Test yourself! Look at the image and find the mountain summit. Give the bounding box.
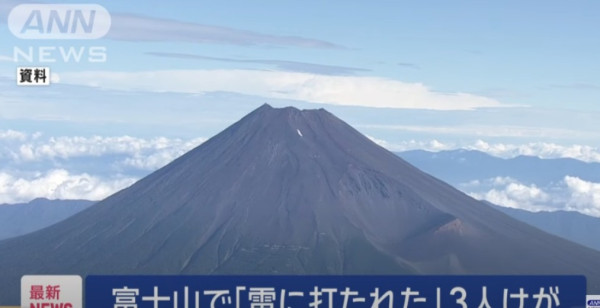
[1,104,599,303]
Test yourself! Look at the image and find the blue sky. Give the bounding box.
[1,1,599,110]
[0,0,597,143]
[0,0,599,208]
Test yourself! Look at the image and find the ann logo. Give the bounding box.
[20,9,96,35]
[8,4,111,40]
[588,295,600,308]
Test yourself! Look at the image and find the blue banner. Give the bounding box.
[86,275,585,308]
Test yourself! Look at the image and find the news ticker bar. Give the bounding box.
[86,275,586,308]
[15,275,590,307]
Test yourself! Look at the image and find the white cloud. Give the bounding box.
[120,137,205,170]
[108,14,342,49]
[367,135,400,150]
[145,52,368,75]
[468,140,600,163]
[0,169,136,204]
[8,135,206,169]
[0,130,28,141]
[464,176,600,217]
[491,176,518,186]
[2,130,599,211]
[564,176,600,217]
[359,125,589,139]
[371,137,600,163]
[0,132,207,203]
[367,137,454,152]
[459,179,481,188]
[59,70,505,111]
[470,180,550,212]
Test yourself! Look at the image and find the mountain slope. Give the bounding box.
[398,149,600,251]
[398,149,600,185]
[492,204,600,252]
[1,104,599,304]
[0,198,94,241]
